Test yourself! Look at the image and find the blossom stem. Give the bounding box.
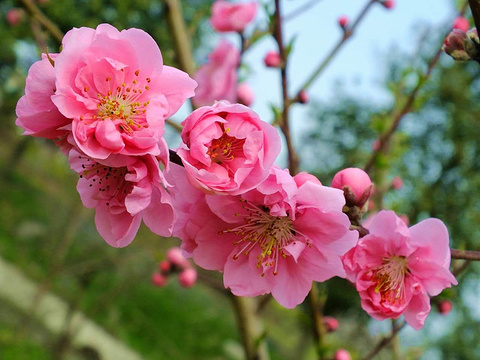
[294,0,376,99]
[230,296,269,360]
[283,0,325,22]
[165,118,183,133]
[273,0,300,175]
[468,0,480,32]
[361,321,406,360]
[363,2,470,174]
[19,0,63,44]
[307,284,327,359]
[451,249,480,261]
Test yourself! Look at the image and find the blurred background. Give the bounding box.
[1,0,479,359]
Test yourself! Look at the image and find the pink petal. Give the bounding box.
[94,204,142,247]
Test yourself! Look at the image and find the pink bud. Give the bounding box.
[392,176,403,190]
[264,50,282,68]
[338,15,349,29]
[6,8,24,27]
[237,82,255,106]
[453,16,470,32]
[443,29,473,61]
[323,316,339,333]
[438,300,453,316]
[334,349,352,360]
[166,247,189,268]
[372,139,381,151]
[159,260,171,274]
[298,90,309,104]
[381,0,395,10]
[178,267,197,288]
[152,273,168,287]
[332,167,373,204]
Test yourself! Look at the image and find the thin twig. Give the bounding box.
[468,0,480,32]
[166,118,183,133]
[283,0,324,22]
[451,249,480,261]
[294,0,376,99]
[363,2,469,173]
[273,0,300,174]
[361,321,407,360]
[307,284,327,359]
[19,0,63,43]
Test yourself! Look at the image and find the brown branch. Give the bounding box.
[363,2,469,173]
[273,0,300,175]
[307,284,327,359]
[361,321,406,360]
[451,248,480,261]
[469,0,480,32]
[19,0,63,44]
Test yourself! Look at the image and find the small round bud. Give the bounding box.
[152,273,168,287]
[166,247,189,268]
[298,90,309,104]
[6,8,24,27]
[392,176,403,190]
[264,50,282,68]
[381,0,395,10]
[438,300,453,316]
[159,260,171,274]
[334,349,352,360]
[338,15,349,29]
[453,16,470,32]
[294,172,322,187]
[399,214,410,226]
[237,82,254,106]
[332,167,373,205]
[323,316,339,333]
[178,267,197,288]
[372,139,381,151]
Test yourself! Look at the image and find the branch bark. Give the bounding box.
[19,0,63,44]
[469,0,480,32]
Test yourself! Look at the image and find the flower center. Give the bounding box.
[372,255,409,303]
[81,69,151,133]
[221,199,302,276]
[207,127,245,164]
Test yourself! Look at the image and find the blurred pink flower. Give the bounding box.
[331,167,373,206]
[342,210,457,329]
[298,90,309,104]
[334,349,352,360]
[236,82,255,106]
[392,176,403,190]
[177,101,281,195]
[438,300,453,316]
[52,24,196,161]
[152,272,168,287]
[193,40,240,106]
[69,149,175,247]
[178,268,197,288]
[323,316,339,332]
[6,8,24,26]
[264,50,281,68]
[381,0,395,10]
[167,247,190,268]
[175,166,358,308]
[453,16,470,32]
[16,54,71,140]
[293,172,322,187]
[210,0,257,33]
[337,15,349,29]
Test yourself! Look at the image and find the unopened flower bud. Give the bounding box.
[443,29,477,61]
[334,349,352,360]
[6,8,24,27]
[178,267,197,288]
[399,214,410,226]
[332,167,373,206]
[381,0,395,10]
[166,247,189,268]
[338,15,349,29]
[453,16,470,32]
[237,82,254,106]
[392,176,403,190]
[372,139,381,151]
[159,260,171,274]
[298,89,309,104]
[323,316,339,333]
[152,272,168,287]
[294,172,322,187]
[438,300,453,316]
[264,50,282,68]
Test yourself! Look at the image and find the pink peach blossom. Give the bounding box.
[174,166,358,308]
[193,40,239,106]
[166,247,190,268]
[210,0,257,33]
[52,24,196,161]
[342,210,457,330]
[323,316,339,332]
[16,53,71,140]
[334,349,352,360]
[438,300,453,316]
[236,82,254,106]
[178,268,197,288]
[69,149,175,247]
[264,50,281,68]
[6,8,24,26]
[177,101,281,195]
